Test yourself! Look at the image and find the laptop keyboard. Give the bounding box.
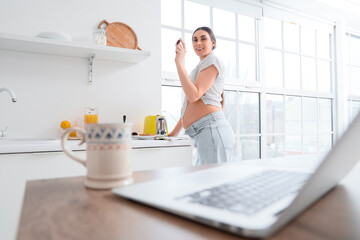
[178,169,310,215]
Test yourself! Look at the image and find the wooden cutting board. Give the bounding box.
[98,20,142,50]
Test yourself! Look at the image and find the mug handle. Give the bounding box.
[61,128,87,166]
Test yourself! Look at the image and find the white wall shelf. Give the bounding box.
[0,33,151,85]
[0,33,150,63]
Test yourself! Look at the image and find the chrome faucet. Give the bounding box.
[0,87,17,102]
[0,87,17,137]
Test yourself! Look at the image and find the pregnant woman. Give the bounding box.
[169,26,235,165]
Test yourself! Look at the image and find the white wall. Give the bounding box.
[0,0,161,138]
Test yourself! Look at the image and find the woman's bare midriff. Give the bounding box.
[182,99,221,129]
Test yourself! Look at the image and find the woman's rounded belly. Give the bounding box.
[182,100,221,129]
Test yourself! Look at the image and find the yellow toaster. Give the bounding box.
[143,115,168,135]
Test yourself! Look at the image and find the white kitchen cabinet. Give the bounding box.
[0,145,193,240]
[132,146,193,170]
[0,152,86,240]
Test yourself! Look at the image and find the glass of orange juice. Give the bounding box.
[84,107,98,124]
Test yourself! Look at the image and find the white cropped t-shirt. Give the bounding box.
[180,52,225,118]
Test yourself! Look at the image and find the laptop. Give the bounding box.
[112,113,360,238]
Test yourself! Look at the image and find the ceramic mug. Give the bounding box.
[61,123,133,189]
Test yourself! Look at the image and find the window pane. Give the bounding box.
[213,8,236,39]
[345,35,350,95]
[240,136,260,160]
[267,94,284,133]
[223,91,237,133]
[264,17,282,49]
[349,36,360,66]
[345,35,350,65]
[161,86,182,132]
[284,53,300,89]
[161,0,181,27]
[303,97,318,135]
[354,101,360,119]
[232,136,241,161]
[216,39,236,79]
[267,135,285,158]
[319,134,332,153]
[265,49,283,88]
[285,96,301,134]
[318,60,331,92]
[317,31,331,59]
[355,102,360,119]
[161,28,181,73]
[346,100,350,124]
[239,92,260,134]
[349,66,360,95]
[319,99,332,134]
[238,14,255,43]
[184,1,210,31]
[301,26,316,56]
[184,32,199,73]
[283,22,299,52]
[348,101,351,124]
[349,101,360,124]
[286,135,302,155]
[302,57,316,91]
[238,43,256,82]
[303,135,317,154]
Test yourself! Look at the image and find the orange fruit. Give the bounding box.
[60,120,71,129]
[69,131,77,137]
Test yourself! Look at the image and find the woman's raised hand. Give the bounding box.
[175,38,186,64]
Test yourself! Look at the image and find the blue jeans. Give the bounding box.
[185,111,235,165]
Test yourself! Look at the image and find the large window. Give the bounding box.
[161,0,334,160]
[264,17,334,157]
[346,33,360,124]
[264,17,332,92]
[223,91,260,160]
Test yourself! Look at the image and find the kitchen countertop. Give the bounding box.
[0,137,194,154]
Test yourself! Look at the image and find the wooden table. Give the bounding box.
[17,160,360,240]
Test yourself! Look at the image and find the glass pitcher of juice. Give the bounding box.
[84,107,98,124]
